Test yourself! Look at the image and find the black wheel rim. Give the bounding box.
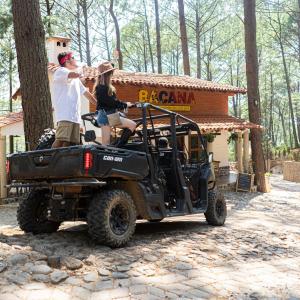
[109,203,130,235]
[216,200,224,218]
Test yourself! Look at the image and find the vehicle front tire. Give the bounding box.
[87,189,136,248]
[17,189,61,234]
[204,190,227,226]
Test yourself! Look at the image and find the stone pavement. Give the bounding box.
[0,174,299,300]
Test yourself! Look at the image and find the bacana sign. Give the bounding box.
[138,89,196,105]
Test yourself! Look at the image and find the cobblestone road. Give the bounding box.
[0,175,299,300]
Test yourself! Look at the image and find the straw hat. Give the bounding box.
[98,61,117,75]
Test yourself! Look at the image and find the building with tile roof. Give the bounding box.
[0,36,261,198]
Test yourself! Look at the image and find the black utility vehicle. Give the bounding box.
[7,104,227,247]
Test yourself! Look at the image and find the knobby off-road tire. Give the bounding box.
[17,189,61,234]
[87,189,136,248]
[204,190,227,226]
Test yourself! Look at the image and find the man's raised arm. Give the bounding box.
[83,90,97,105]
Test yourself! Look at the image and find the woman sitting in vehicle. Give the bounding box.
[94,61,136,146]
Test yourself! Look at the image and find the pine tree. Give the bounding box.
[12,0,53,150]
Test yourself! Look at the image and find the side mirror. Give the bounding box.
[84,130,96,142]
[208,152,213,163]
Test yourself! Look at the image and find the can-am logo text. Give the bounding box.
[103,155,123,162]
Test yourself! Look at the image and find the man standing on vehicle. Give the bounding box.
[51,52,96,148]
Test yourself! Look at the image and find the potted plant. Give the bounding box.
[205,133,216,143]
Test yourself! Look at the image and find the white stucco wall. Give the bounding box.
[210,131,229,167]
[0,121,24,136]
[46,37,71,65]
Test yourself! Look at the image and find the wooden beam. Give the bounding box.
[243,130,250,173]
[237,131,243,172]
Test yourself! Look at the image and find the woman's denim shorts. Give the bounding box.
[96,109,116,126]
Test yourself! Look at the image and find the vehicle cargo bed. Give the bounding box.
[8,145,149,181]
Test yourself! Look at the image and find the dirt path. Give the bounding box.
[0,175,299,299]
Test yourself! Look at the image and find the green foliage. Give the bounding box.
[204,133,216,143]
[0,0,299,153]
[0,0,12,38]
[227,132,238,144]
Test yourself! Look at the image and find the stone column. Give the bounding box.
[237,131,243,172]
[243,129,250,173]
[0,135,7,200]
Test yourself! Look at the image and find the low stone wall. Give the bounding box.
[283,161,300,183]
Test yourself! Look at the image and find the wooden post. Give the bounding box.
[243,130,250,173]
[0,135,7,201]
[237,131,243,172]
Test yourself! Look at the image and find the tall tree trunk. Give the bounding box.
[278,107,287,145]
[298,0,300,65]
[109,0,123,69]
[176,45,179,75]
[243,0,267,192]
[230,64,238,117]
[143,0,154,73]
[177,0,190,75]
[143,25,148,72]
[103,13,111,61]
[154,0,162,73]
[80,0,91,66]
[288,105,293,148]
[236,51,241,118]
[12,0,53,150]
[195,8,201,78]
[9,41,14,153]
[45,0,53,35]
[206,54,212,81]
[297,1,300,144]
[76,1,83,62]
[269,73,275,145]
[297,82,300,143]
[279,41,299,147]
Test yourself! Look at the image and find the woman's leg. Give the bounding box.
[118,117,136,131]
[101,126,111,145]
[114,117,136,147]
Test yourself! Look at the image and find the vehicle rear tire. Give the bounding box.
[17,189,61,234]
[87,189,136,248]
[204,190,227,226]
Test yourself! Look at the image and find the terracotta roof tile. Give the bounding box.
[0,111,260,132]
[82,67,246,93]
[192,115,261,132]
[12,64,246,100]
[0,111,23,128]
[133,114,261,132]
[49,64,246,94]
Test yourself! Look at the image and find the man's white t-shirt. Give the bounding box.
[52,67,87,124]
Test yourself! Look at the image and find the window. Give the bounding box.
[57,41,61,46]
[189,134,206,162]
[63,42,66,47]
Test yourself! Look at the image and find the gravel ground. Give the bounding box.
[0,174,299,300]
